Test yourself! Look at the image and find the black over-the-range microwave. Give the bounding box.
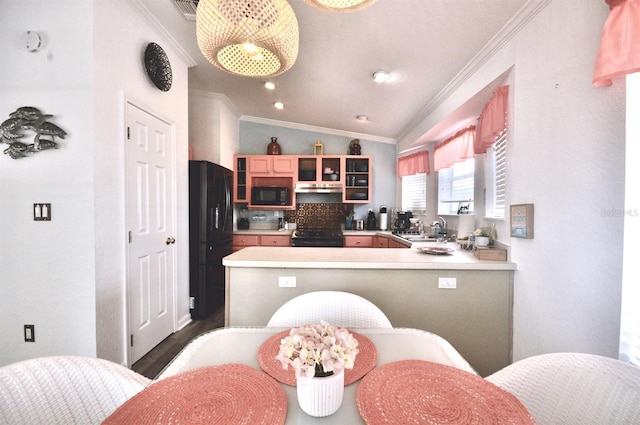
[251,186,290,206]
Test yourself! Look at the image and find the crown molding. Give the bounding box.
[397,0,551,144]
[129,0,197,67]
[189,90,240,117]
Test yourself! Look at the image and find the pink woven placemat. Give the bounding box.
[102,364,287,425]
[357,360,536,425]
[258,330,377,386]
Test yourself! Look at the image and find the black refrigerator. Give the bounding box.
[189,160,233,319]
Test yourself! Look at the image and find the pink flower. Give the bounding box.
[275,321,359,378]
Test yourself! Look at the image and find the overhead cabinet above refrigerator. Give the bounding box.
[188,160,233,319]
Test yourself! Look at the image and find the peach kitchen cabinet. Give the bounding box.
[234,155,296,210]
[232,234,291,251]
[296,155,342,184]
[344,235,374,247]
[248,155,296,176]
[343,155,372,203]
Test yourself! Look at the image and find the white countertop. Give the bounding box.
[223,244,516,271]
[234,229,389,236]
[234,229,292,236]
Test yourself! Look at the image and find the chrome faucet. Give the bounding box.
[434,217,447,243]
[438,216,447,231]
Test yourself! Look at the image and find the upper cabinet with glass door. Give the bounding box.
[343,155,372,203]
[234,156,248,202]
[297,156,342,184]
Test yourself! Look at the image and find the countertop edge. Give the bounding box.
[223,246,516,271]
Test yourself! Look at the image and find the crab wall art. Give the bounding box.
[1,106,67,159]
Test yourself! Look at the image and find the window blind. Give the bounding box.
[493,131,507,218]
[485,130,507,219]
[401,173,427,212]
[439,158,474,202]
[438,158,474,214]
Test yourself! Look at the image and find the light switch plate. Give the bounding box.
[34,203,51,221]
[24,324,35,342]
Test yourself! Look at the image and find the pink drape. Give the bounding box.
[474,86,508,155]
[433,126,475,172]
[397,151,429,177]
[593,0,640,86]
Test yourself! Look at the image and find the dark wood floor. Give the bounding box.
[131,306,225,379]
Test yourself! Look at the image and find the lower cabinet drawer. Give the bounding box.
[374,236,389,248]
[232,235,259,246]
[344,236,374,247]
[259,235,291,246]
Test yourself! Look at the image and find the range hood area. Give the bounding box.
[295,183,343,193]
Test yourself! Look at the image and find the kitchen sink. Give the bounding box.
[400,235,439,242]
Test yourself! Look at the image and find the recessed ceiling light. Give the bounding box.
[372,70,391,83]
[274,102,284,109]
[356,115,369,121]
[265,81,276,90]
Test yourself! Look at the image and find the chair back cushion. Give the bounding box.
[267,290,392,328]
[0,356,150,425]
[486,352,640,425]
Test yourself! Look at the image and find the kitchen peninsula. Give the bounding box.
[223,244,516,376]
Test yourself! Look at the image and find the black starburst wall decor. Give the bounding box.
[144,42,172,92]
[0,106,67,159]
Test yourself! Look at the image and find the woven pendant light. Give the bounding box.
[196,0,299,77]
[304,0,376,12]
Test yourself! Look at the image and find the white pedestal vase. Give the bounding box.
[296,369,345,417]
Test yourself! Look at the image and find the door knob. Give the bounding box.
[165,237,176,245]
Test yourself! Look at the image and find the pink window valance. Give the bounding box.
[593,0,640,87]
[474,85,508,155]
[433,126,475,172]
[397,151,429,178]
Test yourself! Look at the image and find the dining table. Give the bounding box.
[110,327,533,424]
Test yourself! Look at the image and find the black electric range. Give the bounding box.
[291,228,344,247]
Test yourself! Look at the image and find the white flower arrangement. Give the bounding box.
[276,321,360,378]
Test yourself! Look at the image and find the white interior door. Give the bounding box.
[125,102,176,364]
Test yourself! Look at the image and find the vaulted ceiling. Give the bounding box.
[139,0,528,144]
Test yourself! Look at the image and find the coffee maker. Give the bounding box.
[395,211,413,231]
[237,208,250,229]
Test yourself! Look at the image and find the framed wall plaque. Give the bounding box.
[510,204,534,238]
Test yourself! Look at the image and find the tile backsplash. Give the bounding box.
[285,203,352,230]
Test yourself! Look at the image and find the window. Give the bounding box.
[485,129,507,218]
[620,72,640,366]
[401,173,427,212]
[437,158,474,215]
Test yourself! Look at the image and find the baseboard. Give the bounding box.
[176,313,192,332]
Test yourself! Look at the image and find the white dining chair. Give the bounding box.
[0,355,151,425]
[266,290,393,328]
[486,352,640,425]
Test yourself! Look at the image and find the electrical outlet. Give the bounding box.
[438,277,457,289]
[278,276,296,288]
[24,325,35,342]
[189,297,195,309]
